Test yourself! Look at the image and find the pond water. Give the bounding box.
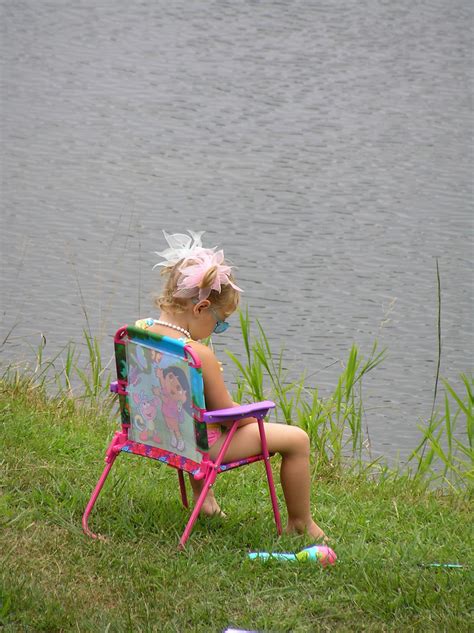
[1,0,472,462]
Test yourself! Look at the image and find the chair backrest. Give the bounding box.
[114,325,209,471]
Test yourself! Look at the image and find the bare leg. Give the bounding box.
[209,422,327,541]
[188,474,226,517]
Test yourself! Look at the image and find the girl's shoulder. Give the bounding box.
[187,339,217,364]
[134,319,221,371]
[187,340,225,378]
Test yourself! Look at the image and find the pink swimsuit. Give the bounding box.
[206,425,223,447]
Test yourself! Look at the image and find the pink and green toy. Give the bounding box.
[248,545,337,567]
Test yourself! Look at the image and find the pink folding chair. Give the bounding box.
[82,325,282,549]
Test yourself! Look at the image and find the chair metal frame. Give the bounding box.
[82,325,282,549]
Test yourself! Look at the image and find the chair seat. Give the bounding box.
[121,440,269,476]
[121,441,202,475]
[218,454,266,471]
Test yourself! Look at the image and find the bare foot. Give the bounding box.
[285,519,328,543]
[193,490,226,518]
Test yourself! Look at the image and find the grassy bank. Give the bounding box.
[1,379,472,632]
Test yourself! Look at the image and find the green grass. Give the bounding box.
[1,380,473,632]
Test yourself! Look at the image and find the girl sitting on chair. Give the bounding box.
[135,230,328,542]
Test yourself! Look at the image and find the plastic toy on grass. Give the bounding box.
[248,545,337,567]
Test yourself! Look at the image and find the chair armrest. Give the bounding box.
[203,400,275,424]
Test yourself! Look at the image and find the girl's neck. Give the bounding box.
[152,315,191,340]
[156,312,192,337]
[159,311,188,328]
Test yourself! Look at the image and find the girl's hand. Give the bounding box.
[236,417,258,427]
[232,402,258,427]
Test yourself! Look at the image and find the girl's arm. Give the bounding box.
[191,342,257,426]
[232,401,257,427]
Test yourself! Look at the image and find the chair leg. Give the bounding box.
[178,470,216,550]
[82,452,119,539]
[258,419,283,535]
[178,470,188,508]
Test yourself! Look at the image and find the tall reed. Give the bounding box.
[226,309,386,471]
[406,258,473,489]
[1,329,113,412]
[408,373,473,488]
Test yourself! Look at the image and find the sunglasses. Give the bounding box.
[209,306,230,334]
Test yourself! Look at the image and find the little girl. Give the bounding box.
[137,230,327,542]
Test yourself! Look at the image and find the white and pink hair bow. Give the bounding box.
[153,230,205,268]
[154,230,243,301]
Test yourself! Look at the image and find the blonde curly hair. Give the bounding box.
[155,259,241,316]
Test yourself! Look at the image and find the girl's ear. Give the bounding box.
[193,299,210,315]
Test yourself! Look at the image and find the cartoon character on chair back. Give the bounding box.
[132,391,162,444]
[154,365,191,452]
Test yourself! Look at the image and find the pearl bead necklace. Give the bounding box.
[153,319,191,339]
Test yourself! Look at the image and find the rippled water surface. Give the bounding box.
[1,0,472,460]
